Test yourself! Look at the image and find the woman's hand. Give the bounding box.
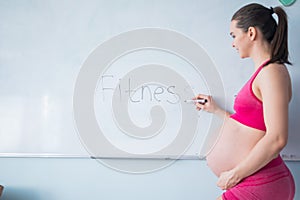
[193,94,220,114]
[193,94,231,119]
[217,169,242,190]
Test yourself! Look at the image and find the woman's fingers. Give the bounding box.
[193,94,216,113]
[195,94,209,100]
[193,94,208,111]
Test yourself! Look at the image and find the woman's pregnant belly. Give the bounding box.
[206,117,265,177]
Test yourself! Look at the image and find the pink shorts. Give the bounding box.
[222,156,295,200]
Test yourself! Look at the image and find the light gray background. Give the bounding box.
[0,0,299,160]
[1,0,299,160]
[0,1,299,159]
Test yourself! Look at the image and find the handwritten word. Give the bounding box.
[100,75,180,104]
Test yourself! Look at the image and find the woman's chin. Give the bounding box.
[240,55,248,59]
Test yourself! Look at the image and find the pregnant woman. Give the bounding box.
[195,3,295,200]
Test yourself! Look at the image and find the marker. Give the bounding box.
[184,99,207,104]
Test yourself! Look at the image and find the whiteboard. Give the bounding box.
[0,0,299,162]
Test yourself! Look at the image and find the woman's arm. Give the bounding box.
[217,64,291,190]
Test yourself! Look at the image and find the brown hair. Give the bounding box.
[232,3,291,65]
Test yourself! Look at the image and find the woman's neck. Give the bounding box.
[252,54,271,70]
[250,40,272,70]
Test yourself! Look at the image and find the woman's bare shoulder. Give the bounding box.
[260,63,290,83]
[258,62,292,101]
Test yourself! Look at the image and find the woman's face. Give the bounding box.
[230,20,252,58]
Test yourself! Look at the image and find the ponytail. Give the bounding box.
[270,7,291,65]
[232,3,291,65]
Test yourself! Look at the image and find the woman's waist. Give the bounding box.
[239,156,292,186]
[221,117,265,138]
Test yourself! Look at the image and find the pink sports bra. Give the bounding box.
[230,60,270,131]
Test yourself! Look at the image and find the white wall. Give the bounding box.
[0,158,299,200]
[1,0,299,159]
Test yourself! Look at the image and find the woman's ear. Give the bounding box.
[248,26,256,41]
